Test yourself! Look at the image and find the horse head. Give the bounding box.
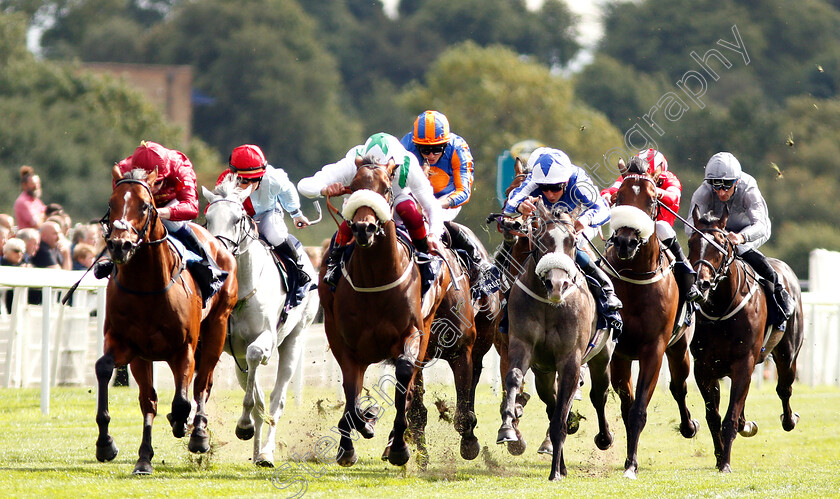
[104,165,163,264]
[608,174,658,262]
[688,204,733,302]
[202,174,254,254]
[529,201,578,304]
[343,155,396,248]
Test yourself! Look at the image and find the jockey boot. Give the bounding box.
[273,238,311,287]
[323,244,346,287]
[175,224,229,304]
[663,237,701,303]
[741,249,794,325]
[92,259,114,279]
[446,221,501,294]
[579,258,622,311]
[412,237,430,254]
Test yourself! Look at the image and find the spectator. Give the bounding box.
[16,228,39,265]
[1,238,26,267]
[0,227,9,256]
[14,166,46,229]
[72,243,96,271]
[45,204,72,236]
[32,220,70,270]
[0,214,14,232]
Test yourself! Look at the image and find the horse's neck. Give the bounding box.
[710,257,749,309]
[119,223,176,286]
[347,223,409,283]
[237,238,275,291]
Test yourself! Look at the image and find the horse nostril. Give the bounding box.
[542,279,552,292]
[120,241,132,253]
[699,280,711,291]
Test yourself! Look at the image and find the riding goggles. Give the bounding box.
[417,144,446,156]
[538,182,566,193]
[707,178,736,191]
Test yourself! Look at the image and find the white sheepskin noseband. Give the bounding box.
[535,252,577,279]
[607,205,655,241]
[342,189,392,222]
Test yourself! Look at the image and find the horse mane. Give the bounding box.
[214,172,241,197]
[625,156,648,175]
[698,210,722,225]
[123,168,150,181]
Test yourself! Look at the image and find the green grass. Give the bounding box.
[0,381,838,498]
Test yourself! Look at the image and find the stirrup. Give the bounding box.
[323,264,340,287]
[93,260,114,279]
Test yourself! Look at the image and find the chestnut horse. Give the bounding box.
[497,202,613,481]
[688,205,803,472]
[94,166,237,474]
[320,156,481,467]
[603,172,698,479]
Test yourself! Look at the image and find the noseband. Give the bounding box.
[693,227,735,292]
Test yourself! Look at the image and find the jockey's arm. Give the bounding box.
[441,141,474,209]
[297,155,356,199]
[503,178,538,216]
[736,185,771,245]
[165,170,199,221]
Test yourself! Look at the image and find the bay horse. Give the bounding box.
[202,177,319,467]
[688,205,803,472]
[603,171,698,479]
[95,166,237,475]
[320,155,480,467]
[497,201,613,481]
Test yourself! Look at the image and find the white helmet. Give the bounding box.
[636,148,668,174]
[530,149,573,185]
[704,152,742,180]
[359,132,403,166]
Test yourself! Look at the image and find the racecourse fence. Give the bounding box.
[1,249,838,415]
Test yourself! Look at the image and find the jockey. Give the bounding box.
[601,149,701,304]
[401,110,496,284]
[93,141,228,302]
[298,132,444,287]
[219,144,311,286]
[687,152,795,329]
[504,147,622,313]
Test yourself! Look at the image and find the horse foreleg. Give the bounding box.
[665,337,699,439]
[448,349,480,461]
[773,336,800,431]
[387,354,418,466]
[335,360,365,467]
[94,353,119,463]
[547,360,579,481]
[610,355,634,428]
[497,336,532,450]
[190,318,227,454]
[720,362,754,472]
[695,367,724,471]
[406,369,429,468]
[257,326,306,467]
[236,331,273,450]
[623,344,665,479]
[166,347,194,441]
[532,369,557,455]
[587,345,614,452]
[129,358,157,475]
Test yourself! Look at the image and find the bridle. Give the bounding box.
[204,198,258,256]
[620,174,660,220]
[692,227,736,293]
[100,178,168,251]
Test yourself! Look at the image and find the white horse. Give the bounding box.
[202,177,319,467]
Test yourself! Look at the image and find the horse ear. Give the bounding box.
[354,155,364,169]
[201,185,217,203]
[147,166,158,186]
[617,158,628,175]
[112,164,123,182]
[386,158,399,176]
[691,205,701,223]
[514,157,524,176]
[719,204,729,228]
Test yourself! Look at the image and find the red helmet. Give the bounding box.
[636,148,668,175]
[412,110,450,145]
[229,144,267,179]
[124,141,172,178]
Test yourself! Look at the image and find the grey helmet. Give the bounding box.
[704,152,742,180]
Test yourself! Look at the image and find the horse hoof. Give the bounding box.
[95,437,119,462]
[460,436,480,461]
[235,425,255,441]
[496,425,518,444]
[380,445,390,461]
[506,437,527,456]
[188,430,211,454]
[336,448,358,467]
[167,413,188,439]
[132,459,153,475]
[681,418,700,439]
[623,468,637,480]
[594,431,614,451]
[359,421,375,439]
[537,437,553,455]
[781,412,800,431]
[255,454,274,468]
[739,421,758,438]
[719,463,732,473]
[388,444,411,466]
[362,405,380,421]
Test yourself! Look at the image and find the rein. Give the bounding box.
[693,227,761,321]
[601,249,674,285]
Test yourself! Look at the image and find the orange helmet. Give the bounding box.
[412,110,450,146]
[229,144,267,179]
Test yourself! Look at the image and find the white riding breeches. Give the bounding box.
[254,209,289,247]
[655,220,676,241]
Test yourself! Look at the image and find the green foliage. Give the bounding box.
[401,42,623,238]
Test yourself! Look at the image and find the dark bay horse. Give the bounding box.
[95,166,237,474]
[320,155,481,467]
[497,202,613,481]
[688,205,803,472]
[603,172,698,479]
